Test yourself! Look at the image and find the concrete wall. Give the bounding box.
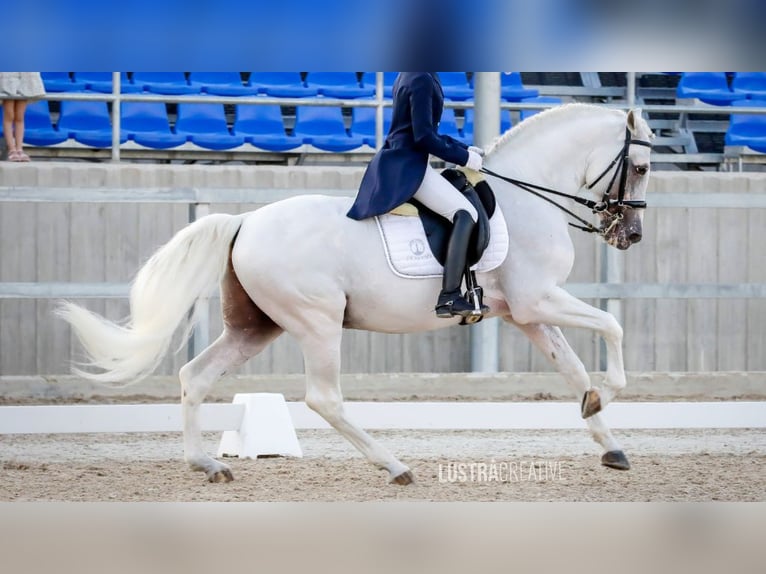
[0,163,764,375]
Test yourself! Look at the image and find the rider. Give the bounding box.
[347,72,487,318]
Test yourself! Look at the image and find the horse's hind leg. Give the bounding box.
[180,325,282,482]
[180,255,283,482]
[508,319,630,470]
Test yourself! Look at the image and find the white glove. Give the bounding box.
[468,145,485,157]
[465,149,483,171]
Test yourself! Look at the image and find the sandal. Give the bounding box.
[18,151,30,162]
[7,150,20,161]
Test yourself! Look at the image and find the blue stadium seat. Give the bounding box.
[676,73,738,105]
[72,72,141,93]
[520,96,562,121]
[23,100,68,146]
[731,73,766,100]
[499,72,539,101]
[459,110,475,145]
[438,72,473,101]
[132,72,199,95]
[121,102,187,149]
[57,100,127,148]
[293,106,364,152]
[501,109,512,133]
[461,108,512,144]
[438,107,470,144]
[41,72,85,92]
[350,105,393,147]
[188,72,259,96]
[233,104,302,151]
[304,73,374,98]
[247,73,318,97]
[174,102,245,150]
[724,99,766,153]
[361,72,398,97]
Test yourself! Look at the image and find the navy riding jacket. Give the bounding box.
[346,72,469,220]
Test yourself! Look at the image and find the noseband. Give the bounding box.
[480,124,652,236]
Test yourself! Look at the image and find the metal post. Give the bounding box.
[626,72,636,107]
[470,72,501,373]
[600,243,624,371]
[111,72,121,162]
[188,202,211,361]
[375,72,384,150]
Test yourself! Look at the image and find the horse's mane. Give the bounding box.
[484,103,626,157]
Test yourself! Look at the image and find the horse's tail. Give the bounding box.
[55,213,244,384]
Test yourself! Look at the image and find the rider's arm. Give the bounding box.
[408,74,470,166]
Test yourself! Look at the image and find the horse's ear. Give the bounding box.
[627,108,643,133]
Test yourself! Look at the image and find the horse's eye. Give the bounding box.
[635,165,649,176]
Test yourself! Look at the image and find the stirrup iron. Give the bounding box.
[460,270,488,325]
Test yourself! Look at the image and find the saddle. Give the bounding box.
[406,168,497,267]
[390,168,497,324]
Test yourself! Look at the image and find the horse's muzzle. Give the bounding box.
[605,212,643,250]
[613,225,643,250]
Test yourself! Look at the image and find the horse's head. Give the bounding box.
[585,108,654,250]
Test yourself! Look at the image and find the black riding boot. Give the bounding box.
[435,210,487,318]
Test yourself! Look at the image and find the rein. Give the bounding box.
[480,126,653,235]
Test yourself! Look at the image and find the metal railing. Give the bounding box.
[31,73,766,164]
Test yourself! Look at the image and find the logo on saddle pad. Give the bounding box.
[409,239,427,257]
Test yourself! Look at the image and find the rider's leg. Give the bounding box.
[413,165,478,222]
[412,166,484,318]
[435,209,486,317]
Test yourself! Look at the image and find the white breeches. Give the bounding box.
[412,164,478,223]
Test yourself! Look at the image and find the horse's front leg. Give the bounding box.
[506,319,630,470]
[511,286,626,416]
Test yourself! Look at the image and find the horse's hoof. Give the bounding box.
[390,470,415,485]
[208,468,235,483]
[581,389,602,418]
[601,450,630,471]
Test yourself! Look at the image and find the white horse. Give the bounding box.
[57,103,653,484]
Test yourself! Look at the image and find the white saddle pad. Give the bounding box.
[375,206,509,279]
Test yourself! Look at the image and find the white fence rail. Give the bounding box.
[1,185,764,301]
[1,169,764,374]
[2,401,765,434]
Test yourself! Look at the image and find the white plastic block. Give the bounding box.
[217,393,302,459]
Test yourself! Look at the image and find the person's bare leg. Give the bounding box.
[3,103,16,159]
[13,100,29,160]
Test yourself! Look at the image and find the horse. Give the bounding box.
[56,103,654,485]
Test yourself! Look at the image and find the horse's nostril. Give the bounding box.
[629,232,642,243]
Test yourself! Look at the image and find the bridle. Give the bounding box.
[480,126,653,236]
